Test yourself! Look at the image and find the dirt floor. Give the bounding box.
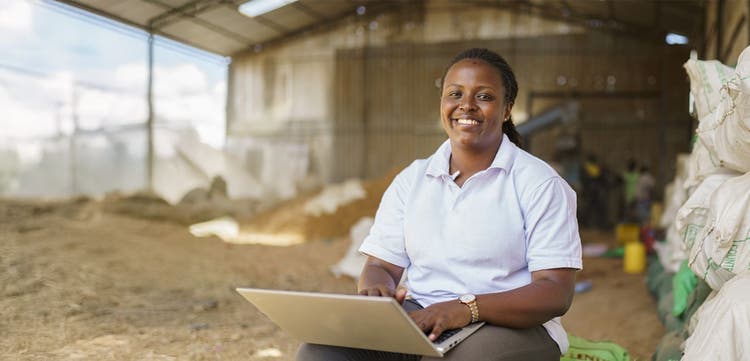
[0,196,663,361]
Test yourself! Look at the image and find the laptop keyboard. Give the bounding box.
[433,328,461,344]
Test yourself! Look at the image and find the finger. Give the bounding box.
[378,286,395,298]
[360,288,378,296]
[428,320,445,341]
[395,287,407,304]
[367,288,381,297]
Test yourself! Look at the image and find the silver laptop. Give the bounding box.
[236,288,484,357]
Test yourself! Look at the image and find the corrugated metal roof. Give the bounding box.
[55,0,379,56]
[524,0,704,39]
[54,0,704,57]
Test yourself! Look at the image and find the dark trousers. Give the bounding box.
[296,299,561,361]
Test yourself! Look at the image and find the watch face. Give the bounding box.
[460,294,475,303]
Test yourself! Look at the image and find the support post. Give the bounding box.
[147,34,155,191]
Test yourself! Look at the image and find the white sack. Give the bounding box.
[676,173,737,253]
[661,153,691,229]
[330,217,374,279]
[697,46,750,173]
[682,271,750,361]
[304,179,366,216]
[661,176,688,230]
[655,223,688,273]
[684,137,737,190]
[684,58,735,123]
[688,172,750,290]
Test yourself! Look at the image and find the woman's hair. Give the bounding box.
[442,48,523,148]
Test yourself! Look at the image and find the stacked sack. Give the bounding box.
[680,46,750,360]
[652,46,750,361]
[654,153,691,274]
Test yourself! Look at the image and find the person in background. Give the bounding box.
[580,153,608,229]
[621,158,639,222]
[635,165,656,225]
[297,48,582,361]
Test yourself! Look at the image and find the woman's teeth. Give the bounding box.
[456,118,479,125]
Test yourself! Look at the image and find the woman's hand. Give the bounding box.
[357,256,406,303]
[358,286,407,304]
[408,299,471,341]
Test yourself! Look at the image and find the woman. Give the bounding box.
[298,48,582,361]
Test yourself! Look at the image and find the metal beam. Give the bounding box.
[147,0,225,29]
[145,0,255,44]
[147,34,155,192]
[517,101,579,136]
[233,0,397,56]
[292,1,328,21]
[529,91,662,99]
[251,15,289,34]
[468,0,666,44]
[55,0,150,31]
[54,0,229,55]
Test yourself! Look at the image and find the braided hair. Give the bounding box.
[441,48,523,148]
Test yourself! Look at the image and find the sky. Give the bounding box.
[0,0,229,148]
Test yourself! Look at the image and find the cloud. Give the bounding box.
[1,62,225,147]
[0,69,62,139]
[0,0,33,33]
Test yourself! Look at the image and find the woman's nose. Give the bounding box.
[459,99,477,111]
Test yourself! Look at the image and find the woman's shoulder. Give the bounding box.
[510,148,561,184]
[387,157,433,189]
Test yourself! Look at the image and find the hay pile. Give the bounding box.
[238,169,399,243]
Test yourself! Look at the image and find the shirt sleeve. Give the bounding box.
[357,166,414,268]
[523,177,583,272]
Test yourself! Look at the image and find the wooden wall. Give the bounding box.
[333,34,691,185]
[704,0,750,64]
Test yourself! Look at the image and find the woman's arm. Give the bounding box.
[410,268,576,341]
[357,256,406,302]
[476,267,576,326]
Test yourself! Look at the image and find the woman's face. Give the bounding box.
[440,59,512,152]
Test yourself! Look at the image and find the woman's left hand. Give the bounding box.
[408,300,472,341]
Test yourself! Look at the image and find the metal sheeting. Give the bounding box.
[55,0,704,57]
[523,0,703,41]
[55,0,374,56]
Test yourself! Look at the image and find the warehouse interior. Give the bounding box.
[2,0,750,360]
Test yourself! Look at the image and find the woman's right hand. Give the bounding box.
[358,256,406,303]
[358,286,407,304]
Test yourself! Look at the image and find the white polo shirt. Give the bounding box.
[359,134,582,353]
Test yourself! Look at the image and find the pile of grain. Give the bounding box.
[238,168,399,242]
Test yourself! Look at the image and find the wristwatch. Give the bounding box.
[459,294,479,323]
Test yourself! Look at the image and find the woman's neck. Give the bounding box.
[449,140,502,185]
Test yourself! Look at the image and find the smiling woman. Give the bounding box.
[439,49,523,187]
[296,48,582,361]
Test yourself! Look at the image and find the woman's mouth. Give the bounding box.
[458,118,478,125]
[453,118,481,126]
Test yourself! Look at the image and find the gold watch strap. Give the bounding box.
[460,296,479,323]
[466,300,479,323]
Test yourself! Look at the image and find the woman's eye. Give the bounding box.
[448,91,461,98]
[477,93,493,101]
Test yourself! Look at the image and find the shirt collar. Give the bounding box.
[425,140,452,177]
[490,133,517,172]
[425,134,517,178]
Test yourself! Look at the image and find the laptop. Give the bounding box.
[236,288,484,357]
